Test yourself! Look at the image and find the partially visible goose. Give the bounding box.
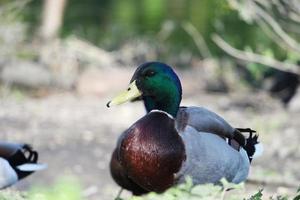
[0,142,46,189]
[107,62,262,195]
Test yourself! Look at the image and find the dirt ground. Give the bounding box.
[0,69,299,200]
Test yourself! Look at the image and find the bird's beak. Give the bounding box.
[107,80,142,107]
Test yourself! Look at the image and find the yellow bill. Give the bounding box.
[107,80,142,107]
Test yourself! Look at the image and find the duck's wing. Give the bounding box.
[176,126,250,185]
[176,106,246,147]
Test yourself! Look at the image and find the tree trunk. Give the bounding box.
[40,0,67,40]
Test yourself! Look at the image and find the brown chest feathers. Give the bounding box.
[111,111,186,193]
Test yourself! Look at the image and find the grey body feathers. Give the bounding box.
[175,107,250,184]
[176,126,249,184]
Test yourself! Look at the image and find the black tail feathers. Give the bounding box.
[9,144,39,179]
[236,128,260,163]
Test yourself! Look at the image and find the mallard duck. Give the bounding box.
[0,142,46,189]
[107,62,262,195]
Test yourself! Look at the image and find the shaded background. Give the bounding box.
[0,0,299,199]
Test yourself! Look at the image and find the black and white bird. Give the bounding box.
[0,142,46,189]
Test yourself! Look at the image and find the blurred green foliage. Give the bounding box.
[0,190,25,200]
[28,177,84,200]
[122,178,300,200]
[0,177,299,200]
[1,0,299,88]
[21,0,269,56]
[126,178,243,200]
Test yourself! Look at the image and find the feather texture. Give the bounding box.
[176,125,250,185]
[108,62,261,195]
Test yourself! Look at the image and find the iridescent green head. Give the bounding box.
[107,62,182,117]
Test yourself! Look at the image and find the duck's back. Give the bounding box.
[176,107,235,138]
[176,125,249,184]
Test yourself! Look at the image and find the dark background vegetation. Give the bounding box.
[22,0,288,58]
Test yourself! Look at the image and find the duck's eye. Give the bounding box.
[144,70,156,77]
